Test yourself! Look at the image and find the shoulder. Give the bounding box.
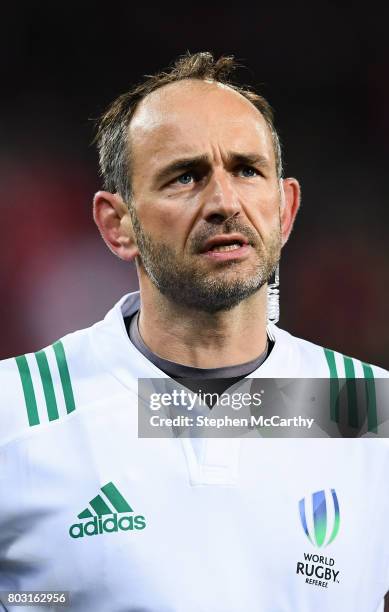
[0,291,145,448]
[0,293,142,448]
[270,324,389,379]
[267,326,389,437]
[0,327,94,447]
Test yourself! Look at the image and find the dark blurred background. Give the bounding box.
[1,2,388,368]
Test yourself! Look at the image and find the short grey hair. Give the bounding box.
[95,51,283,204]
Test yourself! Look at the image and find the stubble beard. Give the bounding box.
[130,208,281,314]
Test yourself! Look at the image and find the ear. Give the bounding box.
[93,191,139,261]
[279,178,301,247]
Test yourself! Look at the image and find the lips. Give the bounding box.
[200,234,249,253]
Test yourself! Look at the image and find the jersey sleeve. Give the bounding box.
[0,356,33,447]
[0,339,78,449]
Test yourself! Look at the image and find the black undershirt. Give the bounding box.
[124,311,273,406]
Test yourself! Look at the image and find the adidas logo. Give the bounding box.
[69,482,146,539]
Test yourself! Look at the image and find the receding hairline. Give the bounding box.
[95,52,284,201]
[129,77,270,131]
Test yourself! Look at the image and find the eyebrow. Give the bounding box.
[153,155,209,186]
[153,152,271,186]
[228,152,270,167]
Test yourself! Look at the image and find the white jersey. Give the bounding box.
[0,291,388,612]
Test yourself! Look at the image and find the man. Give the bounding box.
[0,52,388,611]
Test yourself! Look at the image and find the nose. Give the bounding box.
[200,169,241,224]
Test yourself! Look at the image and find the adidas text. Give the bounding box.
[69,513,146,538]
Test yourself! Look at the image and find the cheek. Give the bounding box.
[243,191,281,234]
[136,198,191,243]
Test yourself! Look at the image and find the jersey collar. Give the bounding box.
[90,291,300,391]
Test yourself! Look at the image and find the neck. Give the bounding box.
[137,282,269,369]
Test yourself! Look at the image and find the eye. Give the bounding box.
[238,165,259,178]
[176,172,195,185]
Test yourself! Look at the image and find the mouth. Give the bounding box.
[200,234,249,252]
[208,242,243,252]
[199,234,251,261]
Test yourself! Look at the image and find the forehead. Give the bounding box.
[128,80,274,164]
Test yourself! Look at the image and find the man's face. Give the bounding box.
[128,80,282,313]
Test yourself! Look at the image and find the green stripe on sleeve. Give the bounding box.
[324,349,340,423]
[35,350,59,421]
[101,482,134,513]
[15,355,40,426]
[90,495,113,516]
[362,363,378,434]
[343,356,359,429]
[52,341,76,414]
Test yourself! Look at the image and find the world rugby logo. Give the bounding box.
[298,489,340,548]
